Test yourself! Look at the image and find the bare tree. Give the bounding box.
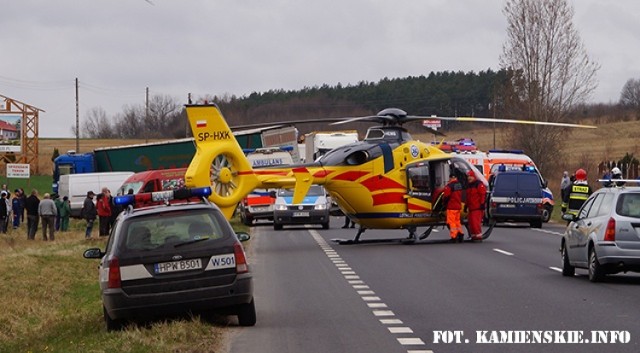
[112,95,182,138]
[82,107,115,138]
[620,78,640,108]
[113,104,145,138]
[499,0,599,174]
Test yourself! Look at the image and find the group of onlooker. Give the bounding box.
[0,184,72,241]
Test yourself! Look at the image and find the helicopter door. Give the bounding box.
[405,161,448,214]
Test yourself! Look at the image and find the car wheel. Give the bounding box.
[273,223,283,231]
[237,299,257,327]
[322,221,329,230]
[104,306,124,332]
[541,205,552,223]
[561,245,575,277]
[588,247,605,282]
[242,215,253,226]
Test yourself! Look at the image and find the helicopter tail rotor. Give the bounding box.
[184,104,260,219]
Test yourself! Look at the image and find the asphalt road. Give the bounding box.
[229,218,640,353]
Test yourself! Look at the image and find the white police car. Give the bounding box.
[83,187,255,331]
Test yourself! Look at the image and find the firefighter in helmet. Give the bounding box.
[562,168,592,217]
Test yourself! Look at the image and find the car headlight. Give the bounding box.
[315,203,327,210]
[274,204,287,211]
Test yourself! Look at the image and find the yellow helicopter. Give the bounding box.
[183,104,595,244]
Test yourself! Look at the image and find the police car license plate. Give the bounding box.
[293,211,309,217]
[499,204,516,208]
[154,259,202,274]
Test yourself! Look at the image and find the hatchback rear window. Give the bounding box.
[617,193,640,218]
[122,209,228,251]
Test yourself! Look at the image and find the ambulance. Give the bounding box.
[238,147,295,225]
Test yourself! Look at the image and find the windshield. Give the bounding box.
[119,181,143,195]
[278,185,324,197]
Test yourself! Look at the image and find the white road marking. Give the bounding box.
[493,248,514,256]
[389,327,414,334]
[380,319,403,324]
[309,230,432,353]
[357,290,375,295]
[373,310,395,317]
[549,267,562,273]
[362,296,382,301]
[531,228,564,236]
[398,338,426,345]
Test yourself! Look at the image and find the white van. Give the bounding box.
[58,171,134,218]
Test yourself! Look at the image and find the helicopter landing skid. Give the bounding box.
[331,226,422,245]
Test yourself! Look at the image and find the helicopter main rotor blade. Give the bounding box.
[408,116,597,129]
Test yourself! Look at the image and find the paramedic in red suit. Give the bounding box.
[465,170,487,241]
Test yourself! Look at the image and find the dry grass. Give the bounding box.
[0,221,231,353]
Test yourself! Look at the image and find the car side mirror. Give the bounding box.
[561,213,575,222]
[83,248,104,259]
[236,231,251,242]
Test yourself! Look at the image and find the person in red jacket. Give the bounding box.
[96,187,112,237]
[442,173,464,242]
[465,170,487,241]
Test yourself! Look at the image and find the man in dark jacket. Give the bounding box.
[24,189,40,240]
[81,191,97,239]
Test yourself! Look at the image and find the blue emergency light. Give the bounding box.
[114,187,212,207]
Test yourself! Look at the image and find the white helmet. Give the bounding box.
[612,167,622,175]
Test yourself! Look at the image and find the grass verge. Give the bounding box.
[0,216,248,353]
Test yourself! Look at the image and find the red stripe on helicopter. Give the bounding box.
[312,169,333,178]
[407,202,430,212]
[361,176,405,191]
[372,192,405,206]
[332,170,370,181]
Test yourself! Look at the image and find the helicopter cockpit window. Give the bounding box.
[365,128,385,140]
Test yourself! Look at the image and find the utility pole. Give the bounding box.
[145,87,149,143]
[75,77,79,152]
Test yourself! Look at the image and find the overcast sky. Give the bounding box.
[1,0,638,138]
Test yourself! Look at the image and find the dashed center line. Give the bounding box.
[309,229,433,353]
[493,248,514,256]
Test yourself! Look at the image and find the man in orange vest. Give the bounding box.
[442,173,464,243]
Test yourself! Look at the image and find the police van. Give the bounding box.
[488,170,545,228]
[455,149,554,222]
[273,185,331,230]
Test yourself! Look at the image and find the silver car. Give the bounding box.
[561,183,640,282]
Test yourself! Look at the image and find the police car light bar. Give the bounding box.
[597,179,640,186]
[114,187,213,206]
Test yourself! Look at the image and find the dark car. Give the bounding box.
[487,171,545,228]
[561,182,640,282]
[83,187,255,331]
